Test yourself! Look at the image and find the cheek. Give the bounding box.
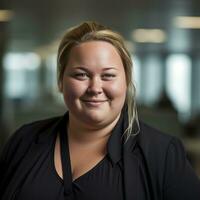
[62,80,87,102]
[106,80,127,100]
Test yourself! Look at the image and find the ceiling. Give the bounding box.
[1,0,200,54]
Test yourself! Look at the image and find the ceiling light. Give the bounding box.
[0,10,13,22]
[132,29,167,43]
[174,16,200,29]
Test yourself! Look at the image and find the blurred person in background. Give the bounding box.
[0,21,200,200]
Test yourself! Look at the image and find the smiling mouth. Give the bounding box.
[82,99,108,102]
[81,99,108,106]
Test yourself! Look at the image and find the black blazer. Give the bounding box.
[0,113,200,200]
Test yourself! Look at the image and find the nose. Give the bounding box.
[86,77,103,95]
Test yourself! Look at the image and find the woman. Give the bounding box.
[0,21,200,200]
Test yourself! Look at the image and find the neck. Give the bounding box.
[67,113,121,145]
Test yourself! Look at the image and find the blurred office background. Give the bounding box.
[0,0,200,175]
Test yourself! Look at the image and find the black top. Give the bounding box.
[15,113,125,200]
[1,110,200,200]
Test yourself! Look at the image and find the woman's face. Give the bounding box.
[60,41,127,128]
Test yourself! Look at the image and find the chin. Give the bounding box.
[83,112,120,129]
[84,113,105,124]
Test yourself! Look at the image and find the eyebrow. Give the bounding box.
[74,66,118,71]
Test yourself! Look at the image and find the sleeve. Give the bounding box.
[163,137,200,200]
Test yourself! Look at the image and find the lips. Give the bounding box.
[81,99,108,106]
[82,99,107,102]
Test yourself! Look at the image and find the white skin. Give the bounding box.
[56,41,127,180]
[60,41,127,141]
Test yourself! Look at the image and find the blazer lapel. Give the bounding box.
[2,118,61,200]
[123,135,140,200]
[3,142,51,200]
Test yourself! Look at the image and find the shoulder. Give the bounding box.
[20,116,61,134]
[0,115,62,163]
[136,120,184,172]
[138,120,175,151]
[136,122,200,198]
[10,116,61,143]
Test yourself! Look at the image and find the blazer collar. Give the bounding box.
[36,112,69,144]
[122,108,140,200]
[107,111,124,165]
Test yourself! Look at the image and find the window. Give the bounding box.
[166,54,191,116]
[3,53,40,99]
[132,55,141,99]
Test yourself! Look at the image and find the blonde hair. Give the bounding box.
[57,21,139,141]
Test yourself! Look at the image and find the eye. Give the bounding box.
[74,73,89,80]
[102,73,116,80]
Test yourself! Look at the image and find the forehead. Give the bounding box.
[72,40,117,51]
[67,41,123,67]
